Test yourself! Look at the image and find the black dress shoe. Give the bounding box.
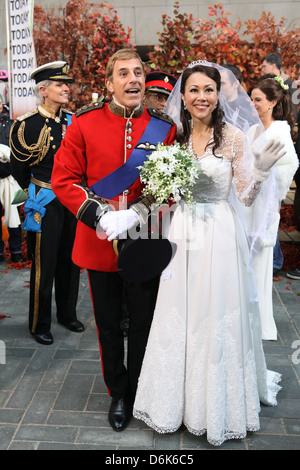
[58,319,84,332]
[108,398,132,432]
[31,332,53,345]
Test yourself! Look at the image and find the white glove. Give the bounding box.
[100,208,141,241]
[251,139,286,181]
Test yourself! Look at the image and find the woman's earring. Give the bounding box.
[183,102,187,110]
[214,100,218,110]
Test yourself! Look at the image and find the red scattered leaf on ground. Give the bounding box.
[280,205,297,233]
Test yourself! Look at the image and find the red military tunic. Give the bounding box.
[52,101,176,272]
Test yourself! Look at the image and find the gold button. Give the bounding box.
[52,145,56,149]
[50,136,54,141]
[45,118,49,123]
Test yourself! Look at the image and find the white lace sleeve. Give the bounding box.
[231,128,262,207]
[228,124,279,262]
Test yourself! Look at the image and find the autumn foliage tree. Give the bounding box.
[148,2,300,90]
[146,8,204,74]
[33,0,134,110]
[149,2,245,75]
[33,1,299,107]
[243,11,300,84]
[147,3,245,77]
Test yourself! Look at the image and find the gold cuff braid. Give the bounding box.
[130,194,156,225]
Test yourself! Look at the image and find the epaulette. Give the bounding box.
[75,101,105,118]
[16,109,38,122]
[62,108,73,115]
[147,107,174,125]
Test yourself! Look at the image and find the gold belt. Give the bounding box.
[30,176,52,189]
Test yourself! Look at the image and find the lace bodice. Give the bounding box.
[190,155,232,203]
[188,123,260,206]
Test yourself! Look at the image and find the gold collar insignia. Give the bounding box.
[108,97,144,118]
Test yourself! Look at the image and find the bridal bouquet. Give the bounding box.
[138,142,200,207]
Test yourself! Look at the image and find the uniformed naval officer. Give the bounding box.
[143,71,177,112]
[9,61,84,345]
[51,49,176,431]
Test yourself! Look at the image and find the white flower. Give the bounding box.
[137,142,201,207]
[273,76,289,90]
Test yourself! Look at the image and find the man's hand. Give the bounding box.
[100,208,141,241]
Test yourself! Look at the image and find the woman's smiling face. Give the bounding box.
[182,72,219,125]
[39,80,70,110]
[250,87,273,119]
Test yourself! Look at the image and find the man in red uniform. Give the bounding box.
[143,71,177,113]
[51,49,176,431]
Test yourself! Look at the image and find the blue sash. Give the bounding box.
[89,116,172,199]
[23,182,56,232]
[23,111,72,232]
[66,113,72,125]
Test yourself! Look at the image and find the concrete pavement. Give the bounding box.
[0,263,300,451]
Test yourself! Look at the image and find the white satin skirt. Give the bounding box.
[133,200,281,446]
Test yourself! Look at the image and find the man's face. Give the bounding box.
[143,91,168,112]
[261,60,276,76]
[106,58,145,111]
[220,71,238,102]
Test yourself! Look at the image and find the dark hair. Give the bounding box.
[251,77,296,138]
[222,63,242,84]
[262,53,281,70]
[258,73,276,81]
[178,65,225,156]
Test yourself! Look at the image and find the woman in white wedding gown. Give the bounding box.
[248,77,298,340]
[133,62,282,446]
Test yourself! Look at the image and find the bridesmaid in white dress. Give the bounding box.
[133,62,283,447]
[248,77,298,340]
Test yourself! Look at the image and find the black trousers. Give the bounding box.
[88,270,159,401]
[27,197,80,334]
